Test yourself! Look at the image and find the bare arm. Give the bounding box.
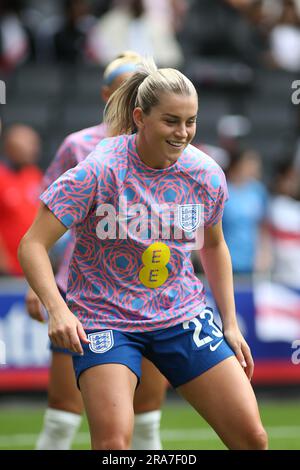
[199,221,254,380]
[25,139,77,323]
[18,204,88,353]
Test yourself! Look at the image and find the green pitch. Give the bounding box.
[0,399,299,450]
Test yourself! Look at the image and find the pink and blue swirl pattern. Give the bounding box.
[42,124,107,290]
[41,133,228,332]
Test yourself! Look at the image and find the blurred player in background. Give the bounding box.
[222,148,269,274]
[268,159,300,289]
[20,58,268,450]
[26,51,167,450]
[0,125,42,275]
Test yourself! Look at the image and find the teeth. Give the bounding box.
[167,141,184,147]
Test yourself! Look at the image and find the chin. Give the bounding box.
[166,155,180,166]
[168,150,182,160]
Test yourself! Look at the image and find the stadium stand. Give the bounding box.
[2,62,297,170]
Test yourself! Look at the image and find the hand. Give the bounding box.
[48,305,90,355]
[224,325,254,381]
[26,287,46,322]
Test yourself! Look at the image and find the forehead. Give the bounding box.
[154,92,198,117]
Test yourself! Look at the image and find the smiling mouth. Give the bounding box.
[166,140,186,148]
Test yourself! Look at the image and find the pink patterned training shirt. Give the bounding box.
[41,133,228,332]
[42,123,107,291]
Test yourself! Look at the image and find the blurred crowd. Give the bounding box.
[195,125,300,289]
[0,0,300,288]
[0,0,300,71]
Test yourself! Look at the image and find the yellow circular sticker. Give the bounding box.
[139,242,170,288]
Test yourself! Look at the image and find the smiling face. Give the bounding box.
[134,92,198,169]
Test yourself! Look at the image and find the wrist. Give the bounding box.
[45,296,66,315]
[222,317,239,331]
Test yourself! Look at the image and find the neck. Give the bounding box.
[136,134,173,170]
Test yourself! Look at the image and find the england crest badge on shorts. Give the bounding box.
[88,331,114,354]
[177,204,202,232]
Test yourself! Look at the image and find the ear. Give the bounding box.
[133,107,144,131]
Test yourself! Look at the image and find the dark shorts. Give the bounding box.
[73,307,234,389]
[50,343,80,355]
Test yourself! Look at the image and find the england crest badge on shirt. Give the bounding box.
[177,204,203,232]
[88,331,114,354]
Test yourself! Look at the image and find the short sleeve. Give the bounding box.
[206,168,229,227]
[40,157,98,229]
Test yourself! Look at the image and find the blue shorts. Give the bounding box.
[50,342,80,355]
[73,308,234,389]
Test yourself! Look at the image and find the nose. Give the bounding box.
[174,123,188,140]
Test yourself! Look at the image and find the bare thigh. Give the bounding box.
[134,358,168,413]
[48,351,84,414]
[178,356,268,450]
[79,363,138,450]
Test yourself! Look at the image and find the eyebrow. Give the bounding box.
[162,113,198,119]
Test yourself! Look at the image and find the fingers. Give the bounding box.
[233,341,254,381]
[49,318,89,355]
[232,344,247,369]
[50,329,82,355]
[225,330,254,381]
[242,342,254,380]
[68,327,84,355]
[65,321,91,354]
[77,322,90,344]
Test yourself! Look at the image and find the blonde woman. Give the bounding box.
[26,52,166,450]
[20,59,268,450]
